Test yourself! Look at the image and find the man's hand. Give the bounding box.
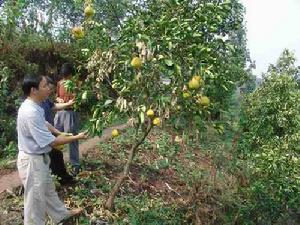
[76,131,89,140]
[56,97,64,103]
[52,131,88,147]
[67,98,75,106]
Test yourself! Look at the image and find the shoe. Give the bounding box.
[58,208,83,224]
[60,174,77,185]
[71,166,81,177]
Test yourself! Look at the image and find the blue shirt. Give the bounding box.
[17,99,55,154]
[40,99,55,125]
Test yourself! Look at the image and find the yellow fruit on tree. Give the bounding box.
[194,75,203,83]
[153,117,160,126]
[188,78,200,89]
[194,75,201,80]
[182,92,191,98]
[84,5,95,18]
[72,27,84,39]
[72,26,81,33]
[146,109,154,117]
[76,31,84,39]
[199,96,210,106]
[131,57,142,69]
[111,129,119,137]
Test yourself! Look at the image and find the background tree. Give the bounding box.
[238,50,300,224]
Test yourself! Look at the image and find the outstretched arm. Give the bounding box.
[53,99,75,110]
[46,121,62,136]
[50,131,88,147]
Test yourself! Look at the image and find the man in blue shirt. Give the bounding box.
[17,74,87,225]
[41,77,76,184]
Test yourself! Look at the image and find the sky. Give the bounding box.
[240,0,300,77]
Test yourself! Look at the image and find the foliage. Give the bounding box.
[0,63,20,157]
[116,194,185,225]
[238,51,300,224]
[240,73,256,94]
[72,0,249,209]
[266,49,300,82]
[0,0,249,158]
[1,0,132,40]
[0,15,81,157]
[79,0,248,134]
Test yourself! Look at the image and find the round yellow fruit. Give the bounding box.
[72,26,82,34]
[194,75,203,82]
[54,144,64,150]
[146,109,154,117]
[84,5,95,18]
[111,129,119,137]
[199,96,210,106]
[153,117,160,126]
[188,78,200,89]
[182,92,191,98]
[72,27,84,39]
[131,57,142,69]
[76,31,85,39]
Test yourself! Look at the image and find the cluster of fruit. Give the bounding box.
[71,4,95,39]
[111,109,160,138]
[183,75,210,107]
[130,55,210,108]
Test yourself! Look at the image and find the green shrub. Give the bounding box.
[238,50,300,224]
[0,64,20,158]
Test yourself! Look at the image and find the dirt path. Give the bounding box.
[0,123,129,194]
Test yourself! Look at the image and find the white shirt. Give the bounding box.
[17,99,55,154]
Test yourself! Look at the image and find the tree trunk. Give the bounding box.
[104,123,152,210]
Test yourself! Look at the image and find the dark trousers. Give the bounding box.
[54,110,80,168]
[49,149,69,179]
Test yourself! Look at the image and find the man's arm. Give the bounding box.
[53,99,75,111]
[46,122,61,136]
[27,112,86,149]
[56,81,65,103]
[46,121,80,150]
[50,132,88,147]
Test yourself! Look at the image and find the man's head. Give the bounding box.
[45,76,55,94]
[60,63,74,79]
[22,75,50,102]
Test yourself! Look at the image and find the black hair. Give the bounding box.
[60,63,75,78]
[22,75,44,97]
[45,76,55,85]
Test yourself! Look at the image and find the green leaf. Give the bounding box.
[222,84,228,91]
[164,59,174,67]
[141,105,146,112]
[192,33,202,38]
[104,99,113,106]
[140,111,145,124]
[175,64,182,75]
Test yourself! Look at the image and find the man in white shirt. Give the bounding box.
[17,75,87,225]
